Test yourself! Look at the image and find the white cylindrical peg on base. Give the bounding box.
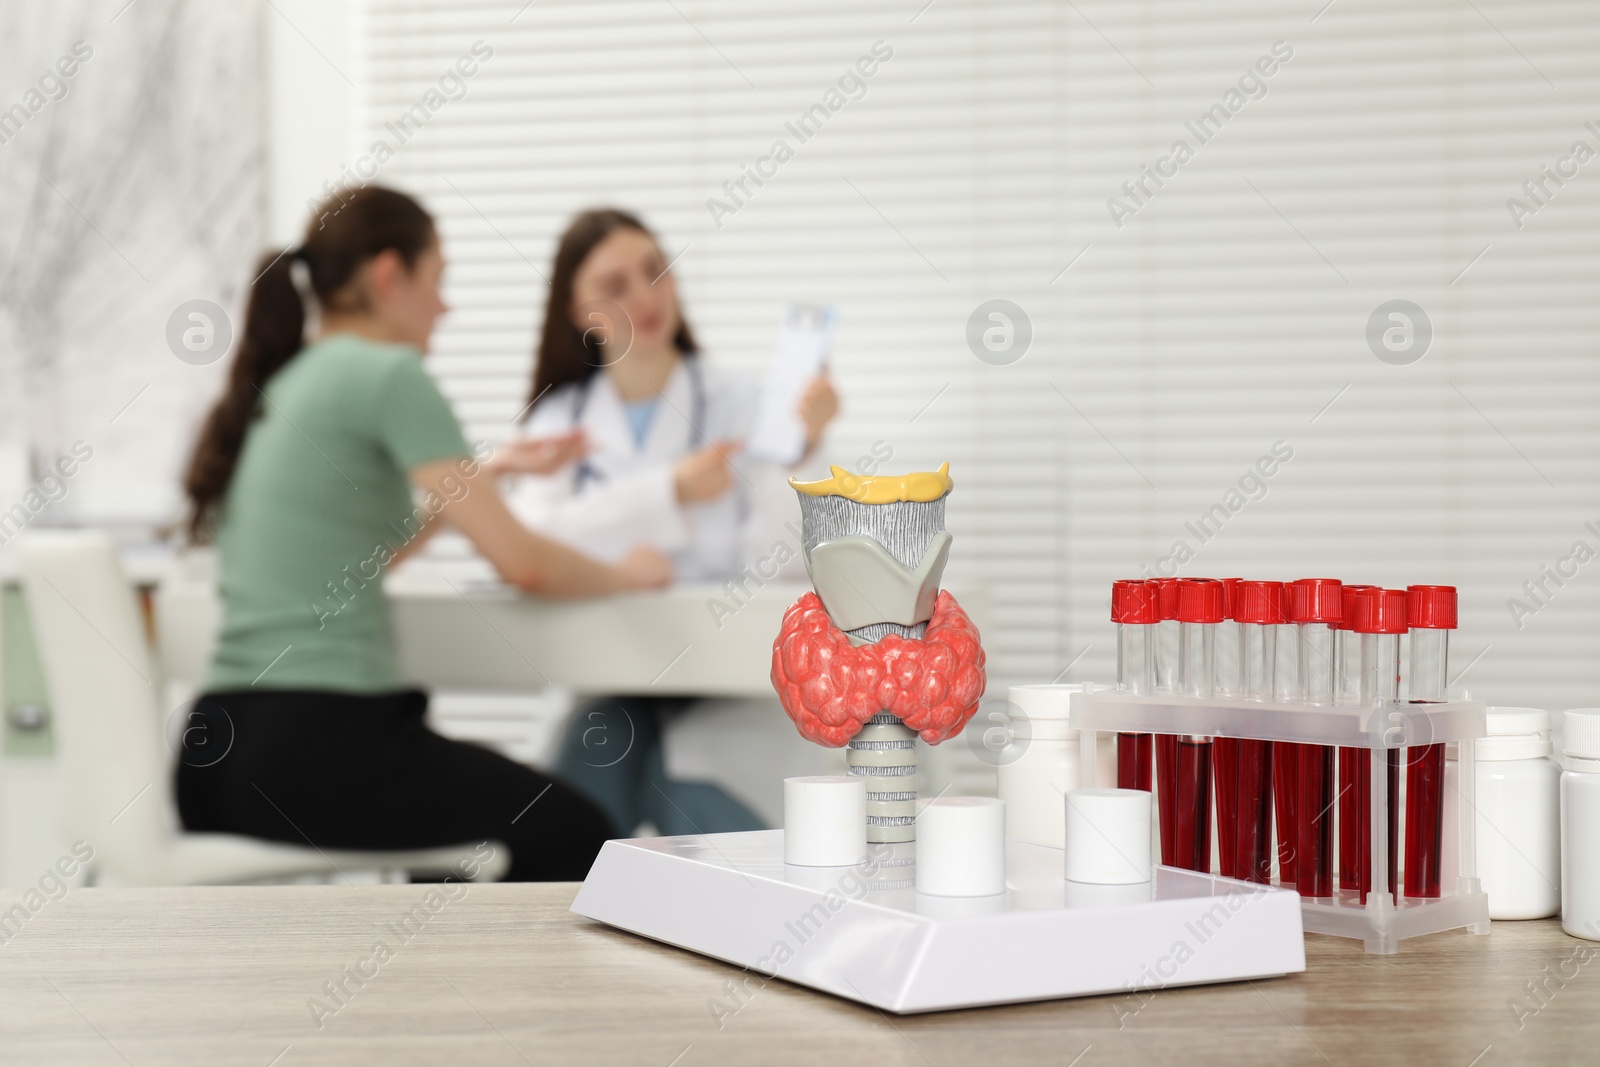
[784,776,867,867]
[1065,788,1152,885]
[916,797,1006,897]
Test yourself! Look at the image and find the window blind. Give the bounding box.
[354,0,1600,717]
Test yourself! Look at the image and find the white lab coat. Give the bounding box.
[505,358,806,583]
[506,358,829,820]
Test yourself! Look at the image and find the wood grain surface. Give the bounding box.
[0,881,1595,1066]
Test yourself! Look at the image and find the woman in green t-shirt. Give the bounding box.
[176,186,670,880]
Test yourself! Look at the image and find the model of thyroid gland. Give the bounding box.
[771,463,986,842]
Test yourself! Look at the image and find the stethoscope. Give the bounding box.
[570,355,708,491]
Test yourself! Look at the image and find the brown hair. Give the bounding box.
[182,186,437,542]
[526,208,698,411]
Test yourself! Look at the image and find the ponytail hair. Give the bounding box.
[183,185,436,542]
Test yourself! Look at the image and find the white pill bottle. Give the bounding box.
[997,684,1116,849]
[1561,708,1600,940]
[1471,708,1561,920]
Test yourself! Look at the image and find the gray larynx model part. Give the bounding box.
[807,532,952,638]
[795,487,950,843]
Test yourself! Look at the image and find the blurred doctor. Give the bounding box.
[505,208,838,834]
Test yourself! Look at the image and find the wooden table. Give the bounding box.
[1,882,1595,1066]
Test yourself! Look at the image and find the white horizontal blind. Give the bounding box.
[1055,0,1600,713]
[355,0,1071,695]
[356,0,1600,713]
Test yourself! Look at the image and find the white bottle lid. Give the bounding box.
[1476,707,1552,762]
[783,776,866,867]
[1563,708,1600,761]
[1064,788,1152,885]
[916,797,1006,897]
[1007,683,1112,741]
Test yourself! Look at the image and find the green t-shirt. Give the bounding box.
[204,333,472,693]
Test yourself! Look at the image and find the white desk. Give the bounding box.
[154,570,809,698]
[158,564,991,701]
[389,573,803,696]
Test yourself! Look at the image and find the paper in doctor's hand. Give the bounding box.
[674,440,741,505]
[484,430,589,476]
[745,304,836,465]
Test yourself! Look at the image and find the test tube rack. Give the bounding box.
[1070,689,1490,955]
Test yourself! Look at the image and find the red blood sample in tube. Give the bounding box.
[1273,751,1298,884]
[1289,578,1341,898]
[1118,735,1153,792]
[1404,744,1446,897]
[1112,580,1159,793]
[1270,582,1298,887]
[1212,577,1241,878]
[1336,583,1378,893]
[1213,736,1239,878]
[1234,738,1274,883]
[1233,580,1283,884]
[1154,577,1182,863]
[1172,580,1224,872]
[1175,736,1213,872]
[1404,584,1456,898]
[1296,743,1335,896]
[1349,586,1409,903]
[1387,751,1401,903]
[1338,746,1371,898]
[1156,734,1179,864]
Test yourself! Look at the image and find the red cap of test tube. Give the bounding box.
[1176,578,1225,624]
[1156,577,1181,621]
[1349,587,1409,634]
[1218,578,1241,620]
[1334,584,1378,631]
[1111,580,1160,624]
[1407,585,1458,629]
[1235,580,1287,624]
[1289,578,1343,624]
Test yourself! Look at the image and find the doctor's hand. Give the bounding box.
[616,544,674,590]
[796,374,839,458]
[674,440,742,505]
[483,430,588,477]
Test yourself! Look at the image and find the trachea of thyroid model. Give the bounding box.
[771,463,987,843]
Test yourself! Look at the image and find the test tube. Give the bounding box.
[1233,580,1283,883]
[1294,579,1342,704]
[1290,578,1342,899]
[1335,583,1378,894]
[1215,578,1243,697]
[1112,579,1159,792]
[1271,582,1300,887]
[1155,577,1182,692]
[1154,576,1182,865]
[1353,587,1409,904]
[1335,584,1378,705]
[1173,578,1222,872]
[1212,579,1243,877]
[1179,578,1222,699]
[1404,584,1456,899]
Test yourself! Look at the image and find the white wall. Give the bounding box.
[0,3,267,527]
[266,0,355,244]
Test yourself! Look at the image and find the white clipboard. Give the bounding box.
[744,304,837,465]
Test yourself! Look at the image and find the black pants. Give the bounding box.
[175,689,615,882]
